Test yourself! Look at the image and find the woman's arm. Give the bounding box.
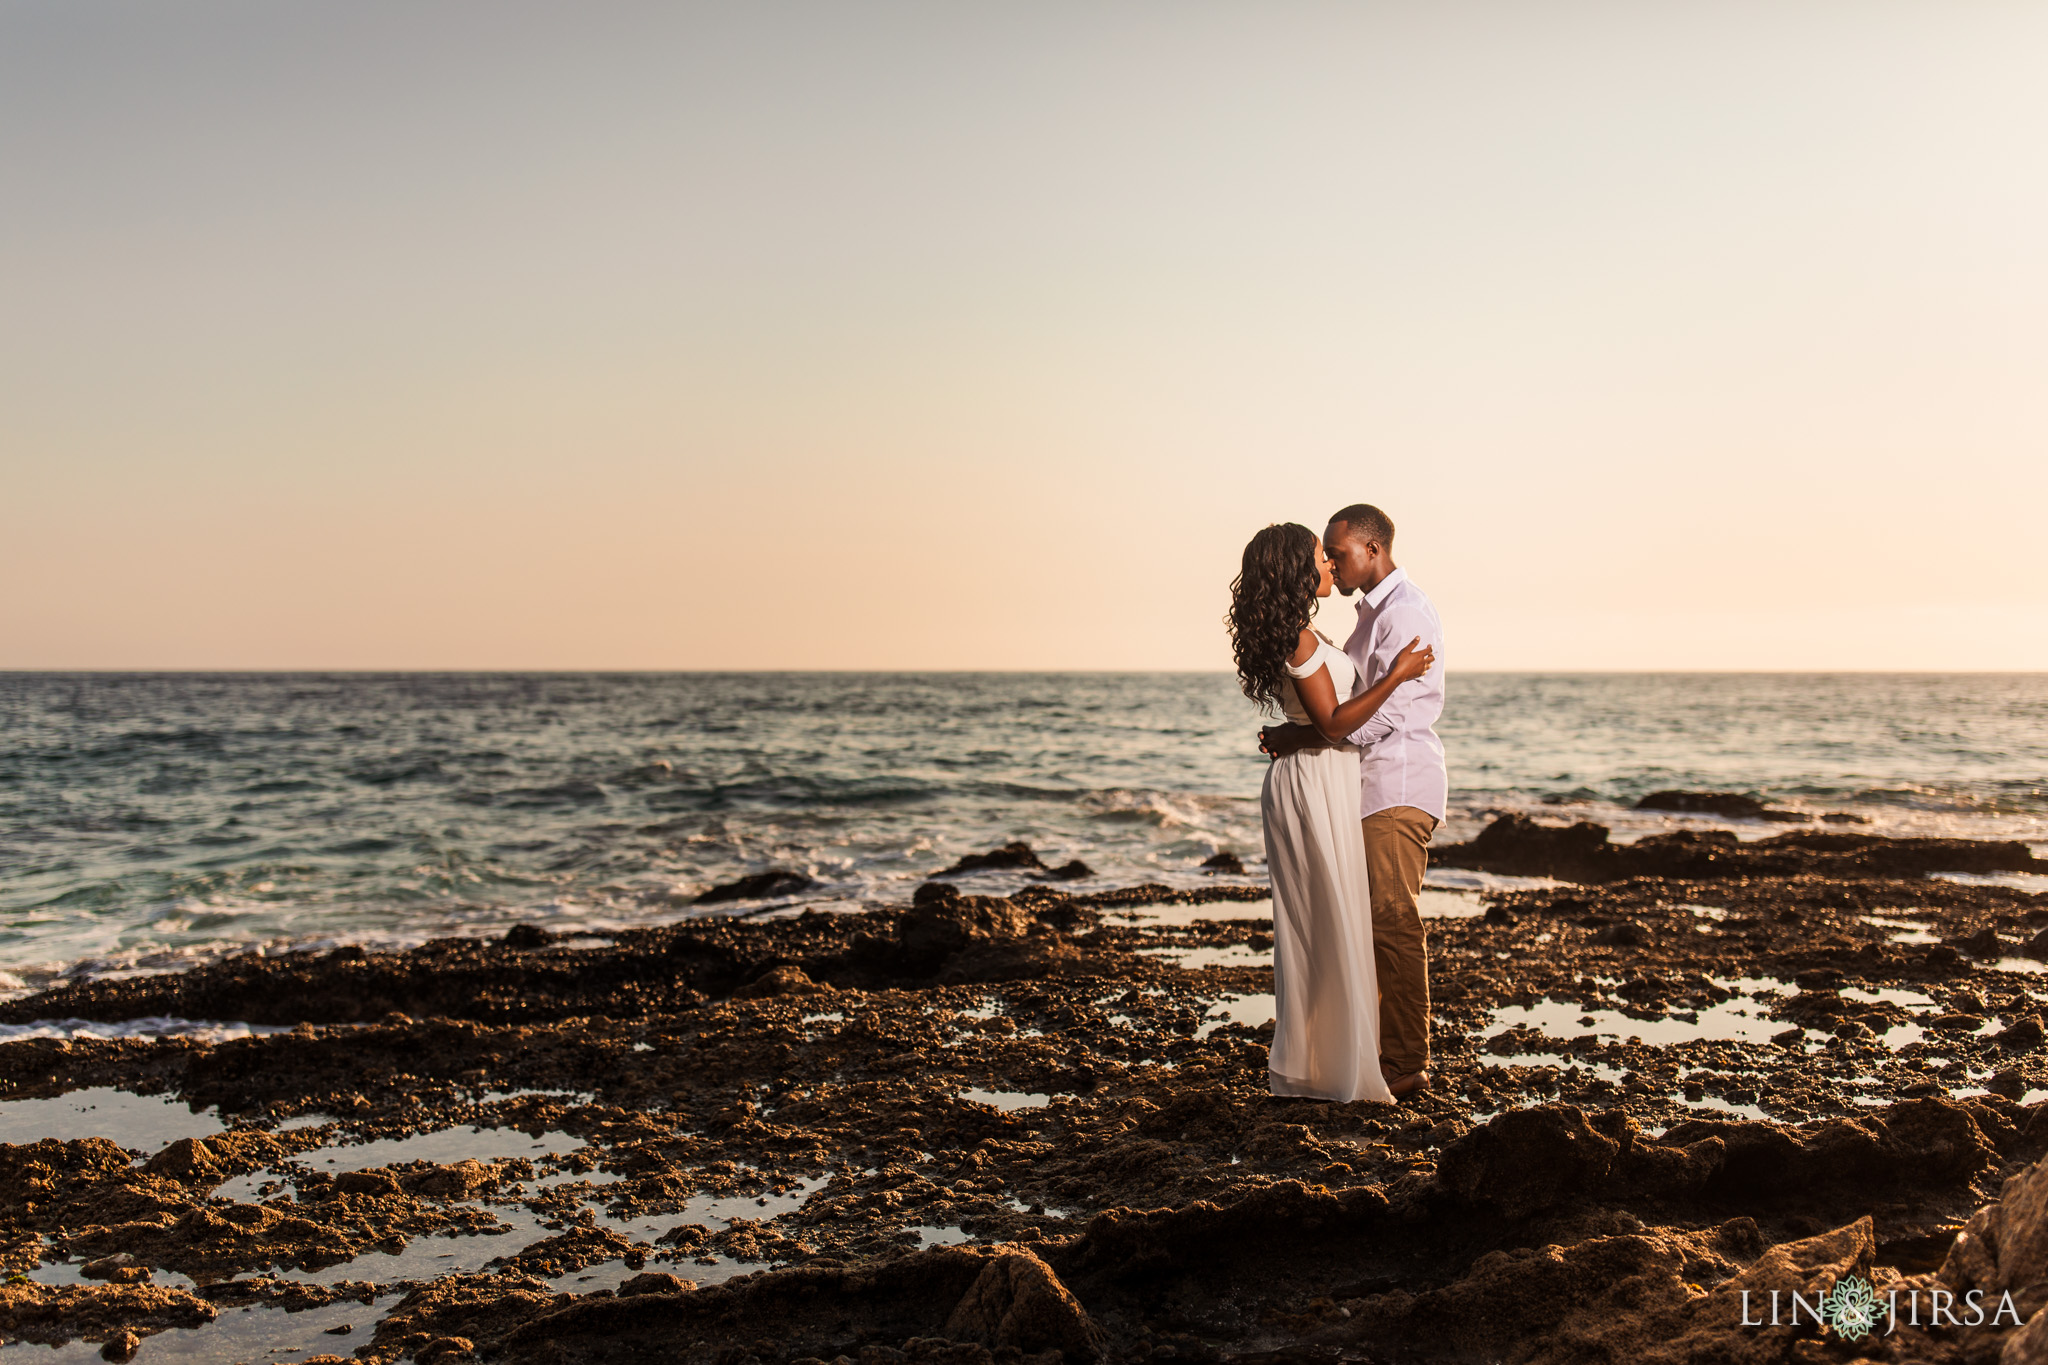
[1291,636,1435,744]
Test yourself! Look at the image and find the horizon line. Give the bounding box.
[5,667,2047,677]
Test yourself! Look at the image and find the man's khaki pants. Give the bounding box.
[1363,806,1437,1076]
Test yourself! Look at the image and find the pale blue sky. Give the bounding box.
[5,1,2045,668]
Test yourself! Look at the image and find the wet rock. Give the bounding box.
[334,1168,403,1198]
[79,1254,148,1285]
[16,858,2048,1363]
[99,1329,141,1363]
[1447,815,1619,882]
[935,843,1052,876]
[1657,1218,1876,1362]
[1939,1154,2048,1320]
[1436,1105,1619,1218]
[1635,790,1808,822]
[1438,815,2046,884]
[490,1245,1061,1365]
[1033,859,1094,881]
[1200,852,1246,875]
[0,1281,216,1349]
[402,1160,500,1199]
[501,924,553,949]
[940,1248,1105,1358]
[732,965,833,999]
[1341,1227,1700,1362]
[1593,921,1650,947]
[697,870,818,904]
[618,1272,693,1297]
[1958,927,2007,959]
[2001,1019,2048,1052]
[141,1131,283,1186]
[365,1274,563,1365]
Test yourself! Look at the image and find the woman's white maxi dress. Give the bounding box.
[1261,637,1393,1103]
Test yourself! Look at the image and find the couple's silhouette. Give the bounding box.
[1227,504,1446,1103]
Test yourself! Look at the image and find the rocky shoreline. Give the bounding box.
[5,814,2048,1364]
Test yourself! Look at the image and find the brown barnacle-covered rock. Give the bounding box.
[488,1227,641,1279]
[399,1159,503,1200]
[0,1138,135,1224]
[731,965,834,1000]
[0,1279,217,1349]
[141,1130,285,1187]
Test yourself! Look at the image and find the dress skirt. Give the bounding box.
[1261,744,1393,1103]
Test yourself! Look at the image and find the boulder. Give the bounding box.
[940,1248,1107,1358]
[1436,1105,1619,1219]
[1635,791,1808,822]
[731,965,833,999]
[695,870,817,905]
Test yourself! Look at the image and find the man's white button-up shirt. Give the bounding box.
[1338,567,1447,822]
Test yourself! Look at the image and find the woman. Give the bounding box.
[1226,523,1435,1103]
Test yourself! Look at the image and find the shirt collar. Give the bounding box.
[1360,566,1408,611]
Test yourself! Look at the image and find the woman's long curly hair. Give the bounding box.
[1226,522,1320,712]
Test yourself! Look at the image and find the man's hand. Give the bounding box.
[1257,722,1327,760]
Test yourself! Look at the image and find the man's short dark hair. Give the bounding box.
[1328,503,1394,549]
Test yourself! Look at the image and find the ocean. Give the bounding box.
[3,672,2044,999]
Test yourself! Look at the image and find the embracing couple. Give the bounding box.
[1226,504,1445,1106]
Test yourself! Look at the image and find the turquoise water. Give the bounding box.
[2,672,2044,993]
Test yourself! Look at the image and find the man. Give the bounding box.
[1259,504,1445,1099]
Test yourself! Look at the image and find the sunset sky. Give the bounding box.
[5,1,2045,671]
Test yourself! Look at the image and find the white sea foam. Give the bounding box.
[2,672,2042,994]
[0,1017,293,1045]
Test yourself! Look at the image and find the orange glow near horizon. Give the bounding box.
[5,2,2046,671]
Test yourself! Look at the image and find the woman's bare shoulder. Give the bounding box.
[1288,629,1319,667]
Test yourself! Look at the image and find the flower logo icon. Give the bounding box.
[1821,1275,1880,1342]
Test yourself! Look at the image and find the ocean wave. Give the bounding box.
[1081,788,1256,830]
[0,1016,292,1045]
[6,671,2045,996]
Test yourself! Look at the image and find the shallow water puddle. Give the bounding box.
[1483,1051,1629,1085]
[22,1255,201,1294]
[271,1113,333,1132]
[255,1172,831,1292]
[960,1087,1050,1112]
[0,1291,388,1364]
[476,1087,595,1106]
[1108,890,1481,930]
[1930,871,2048,894]
[212,1122,598,1205]
[1137,943,1267,970]
[317,1124,590,1174]
[1864,915,1938,945]
[1195,994,1275,1039]
[1841,985,1939,1010]
[915,1225,973,1247]
[1103,900,1273,929]
[0,1087,226,1150]
[1669,1091,1770,1122]
[1482,985,1803,1049]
